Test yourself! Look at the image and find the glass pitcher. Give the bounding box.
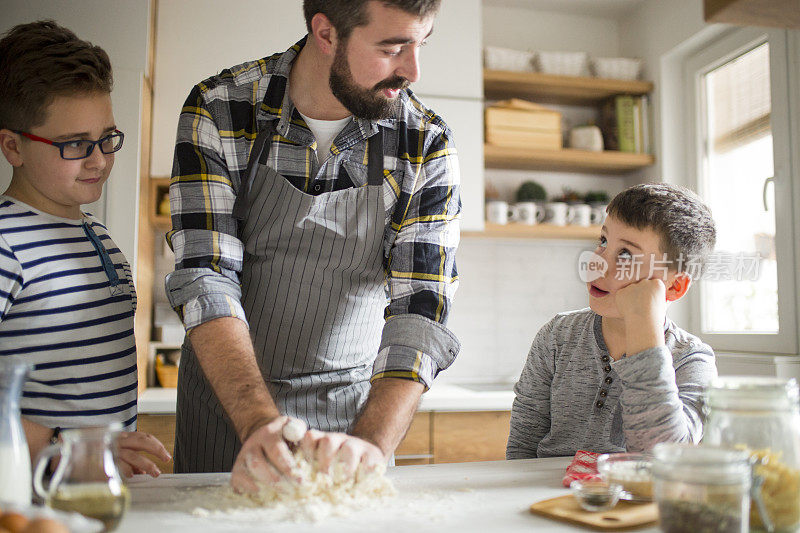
[33,423,129,531]
[703,376,800,532]
[0,358,32,506]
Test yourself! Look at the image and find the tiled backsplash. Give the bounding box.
[442,237,594,384]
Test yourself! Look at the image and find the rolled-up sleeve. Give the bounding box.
[164,84,248,331]
[371,119,461,389]
[613,343,717,452]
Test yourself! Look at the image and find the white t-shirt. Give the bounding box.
[297,111,351,163]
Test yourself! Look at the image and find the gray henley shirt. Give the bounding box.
[507,308,717,459]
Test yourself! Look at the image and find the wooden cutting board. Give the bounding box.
[529,494,658,530]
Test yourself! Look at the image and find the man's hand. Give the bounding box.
[117,431,172,478]
[614,278,667,356]
[300,430,386,478]
[230,416,302,494]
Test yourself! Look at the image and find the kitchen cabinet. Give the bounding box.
[463,222,599,240]
[704,0,800,29]
[395,412,433,465]
[138,410,511,472]
[432,411,511,463]
[137,414,176,474]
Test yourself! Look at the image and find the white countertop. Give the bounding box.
[138,383,516,414]
[117,458,659,532]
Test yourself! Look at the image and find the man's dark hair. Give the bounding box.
[606,183,717,274]
[303,0,441,41]
[0,20,113,131]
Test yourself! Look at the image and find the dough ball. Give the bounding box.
[282,418,308,443]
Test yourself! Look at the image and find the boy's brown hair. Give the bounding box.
[606,183,717,274]
[303,0,440,41]
[0,20,113,132]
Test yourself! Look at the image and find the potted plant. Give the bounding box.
[552,186,583,204]
[584,190,610,205]
[516,180,547,204]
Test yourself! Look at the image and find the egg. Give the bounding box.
[20,518,69,533]
[0,512,29,533]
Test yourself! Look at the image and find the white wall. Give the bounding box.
[0,0,151,270]
[150,0,307,178]
[482,4,620,55]
[443,236,594,384]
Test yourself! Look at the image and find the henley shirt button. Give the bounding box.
[595,400,604,408]
[603,365,612,373]
[605,377,613,384]
[313,184,322,192]
[599,389,608,397]
[601,355,610,362]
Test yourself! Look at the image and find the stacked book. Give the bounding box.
[599,95,651,153]
[485,99,563,150]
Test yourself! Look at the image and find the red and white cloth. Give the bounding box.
[562,450,602,487]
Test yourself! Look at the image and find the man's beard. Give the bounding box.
[329,42,409,120]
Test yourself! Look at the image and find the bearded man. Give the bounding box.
[166,0,461,491]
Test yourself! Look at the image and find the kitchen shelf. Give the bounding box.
[484,144,655,174]
[484,69,654,105]
[463,223,601,240]
[149,177,171,231]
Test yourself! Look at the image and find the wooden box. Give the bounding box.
[485,99,562,150]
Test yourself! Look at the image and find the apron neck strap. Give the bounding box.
[366,128,384,187]
[233,122,385,224]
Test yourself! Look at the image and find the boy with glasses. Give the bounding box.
[0,20,170,477]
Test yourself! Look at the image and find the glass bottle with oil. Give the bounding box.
[33,423,130,531]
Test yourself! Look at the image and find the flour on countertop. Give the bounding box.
[139,451,479,528]
[189,450,397,523]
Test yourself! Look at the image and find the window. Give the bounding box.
[686,28,797,354]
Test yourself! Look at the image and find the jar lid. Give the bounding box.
[652,443,752,485]
[704,376,799,411]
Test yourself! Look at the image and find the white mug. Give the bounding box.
[590,204,607,225]
[568,203,592,227]
[486,200,510,225]
[510,202,545,225]
[545,202,568,226]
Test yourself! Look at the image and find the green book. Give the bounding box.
[616,95,636,153]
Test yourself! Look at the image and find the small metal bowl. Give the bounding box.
[570,479,623,512]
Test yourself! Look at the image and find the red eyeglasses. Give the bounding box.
[14,129,125,160]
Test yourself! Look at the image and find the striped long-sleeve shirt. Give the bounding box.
[165,37,461,387]
[0,196,138,430]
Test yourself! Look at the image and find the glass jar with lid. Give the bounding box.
[652,443,753,533]
[702,376,800,532]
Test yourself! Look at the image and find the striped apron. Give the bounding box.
[174,122,387,473]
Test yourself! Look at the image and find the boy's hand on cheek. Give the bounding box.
[615,279,667,356]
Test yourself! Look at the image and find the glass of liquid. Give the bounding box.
[33,423,129,531]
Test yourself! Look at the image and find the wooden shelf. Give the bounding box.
[149,177,171,231]
[484,69,654,105]
[464,223,601,240]
[484,144,655,174]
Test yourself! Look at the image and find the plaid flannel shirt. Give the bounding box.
[165,37,461,388]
